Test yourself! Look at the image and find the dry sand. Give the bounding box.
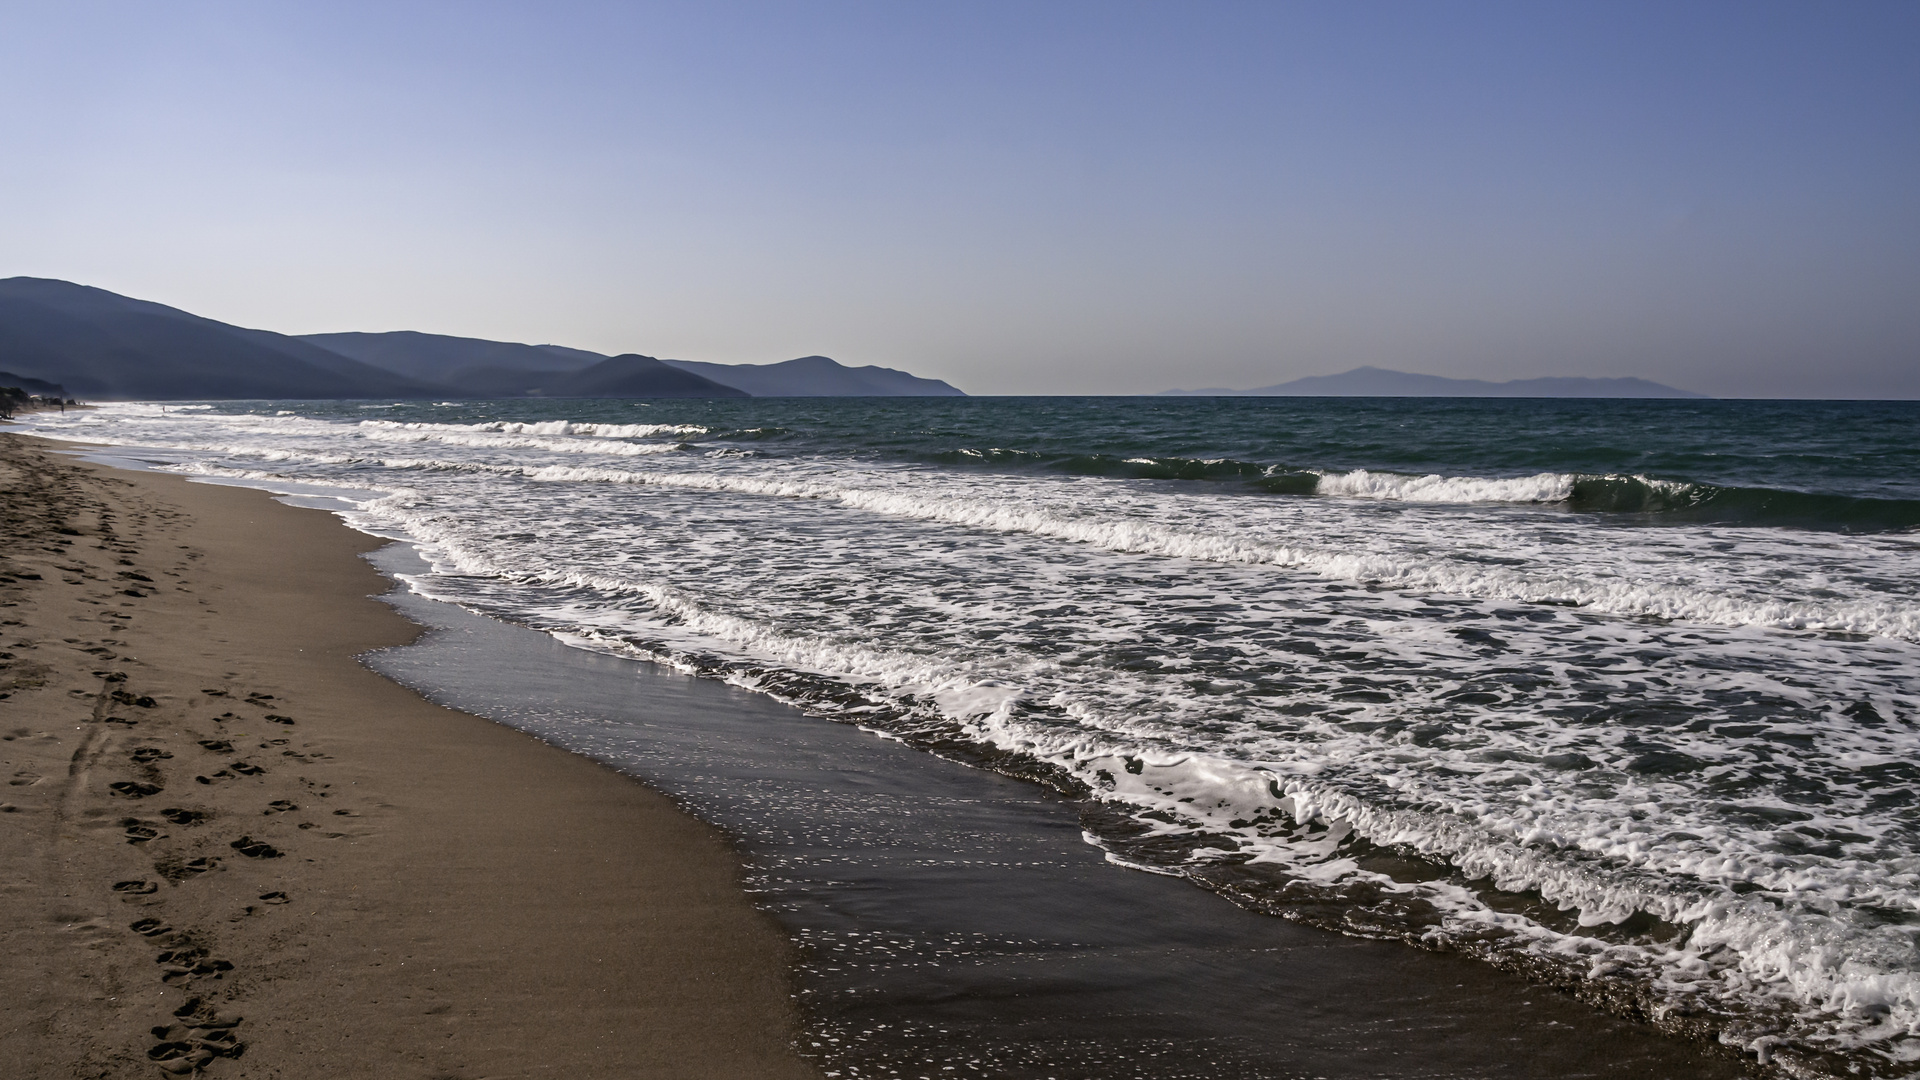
[0,433,820,1079]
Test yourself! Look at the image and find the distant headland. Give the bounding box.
[1160,366,1706,399]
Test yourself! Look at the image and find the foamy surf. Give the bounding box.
[1314,467,1584,503]
[19,397,1920,1078]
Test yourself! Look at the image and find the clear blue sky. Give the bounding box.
[3,1,1915,396]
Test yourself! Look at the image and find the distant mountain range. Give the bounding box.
[3,277,1709,402]
[0,278,436,399]
[1162,366,1705,398]
[302,331,961,398]
[659,355,960,397]
[0,278,964,400]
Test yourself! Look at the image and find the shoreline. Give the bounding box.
[362,513,1756,1078]
[0,432,818,1077]
[2,425,1762,1079]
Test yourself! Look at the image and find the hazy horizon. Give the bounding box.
[3,2,1916,397]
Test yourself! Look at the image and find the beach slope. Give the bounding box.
[0,433,816,1079]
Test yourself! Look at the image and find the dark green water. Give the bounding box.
[275,395,1920,530]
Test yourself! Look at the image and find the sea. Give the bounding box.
[19,396,1920,1078]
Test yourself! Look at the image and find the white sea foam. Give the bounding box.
[354,425,688,457]
[362,471,1920,1060]
[360,418,706,439]
[18,401,1920,1073]
[1315,468,1581,503]
[502,462,1920,642]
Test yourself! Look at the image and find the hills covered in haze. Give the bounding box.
[0,278,964,400]
[1162,366,1705,398]
[0,278,438,400]
[657,355,959,397]
[300,331,748,398]
[4,278,1709,402]
[304,331,963,398]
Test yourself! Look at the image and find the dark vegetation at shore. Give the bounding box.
[0,277,965,400]
[0,373,76,419]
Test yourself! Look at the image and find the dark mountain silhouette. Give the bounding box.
[1161,366,1706,398]
[531,354,748,398]
[299,331,592,385]
[0,370,68,398]
[1,278,960,399]
[661,355,965,396]
[292,331,726,397]
[532,344,610,367]
[0,277,439,399]
[443,366,585,397]
[315,330,966,397]
[303,341,744,398]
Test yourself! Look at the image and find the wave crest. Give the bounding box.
[1315,469,1580,503]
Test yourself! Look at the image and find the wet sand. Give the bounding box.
[0,433,818,1078]
[367,546,1756,1080]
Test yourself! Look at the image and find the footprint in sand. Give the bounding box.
[129,917,172,936]
[228,762,265,777]
[160,807,209,826]
[263,713,295,725]
[257,891,289,904]
[146,1040,213,1074]
[154,945,234,983]
[196,739,233,753]
[228,836,282,859]
[122,819,165,844]
[108,781,162,798]
[265,800,296,813]
[153,856,219,882]
[129,747,173,763]
[112,880,159,895]
[149,996,245,1073]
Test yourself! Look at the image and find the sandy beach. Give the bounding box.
[0,431,819,1078]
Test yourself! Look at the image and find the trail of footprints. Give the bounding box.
[105,681,352,1075]
[3,443,351,1073]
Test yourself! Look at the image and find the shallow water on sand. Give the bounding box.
[364,547,1745,1079]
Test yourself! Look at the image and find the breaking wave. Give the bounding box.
[20,398,1920,1077]
[929,449,1920,532]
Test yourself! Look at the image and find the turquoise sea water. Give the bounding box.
[22,397,1920,1076]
